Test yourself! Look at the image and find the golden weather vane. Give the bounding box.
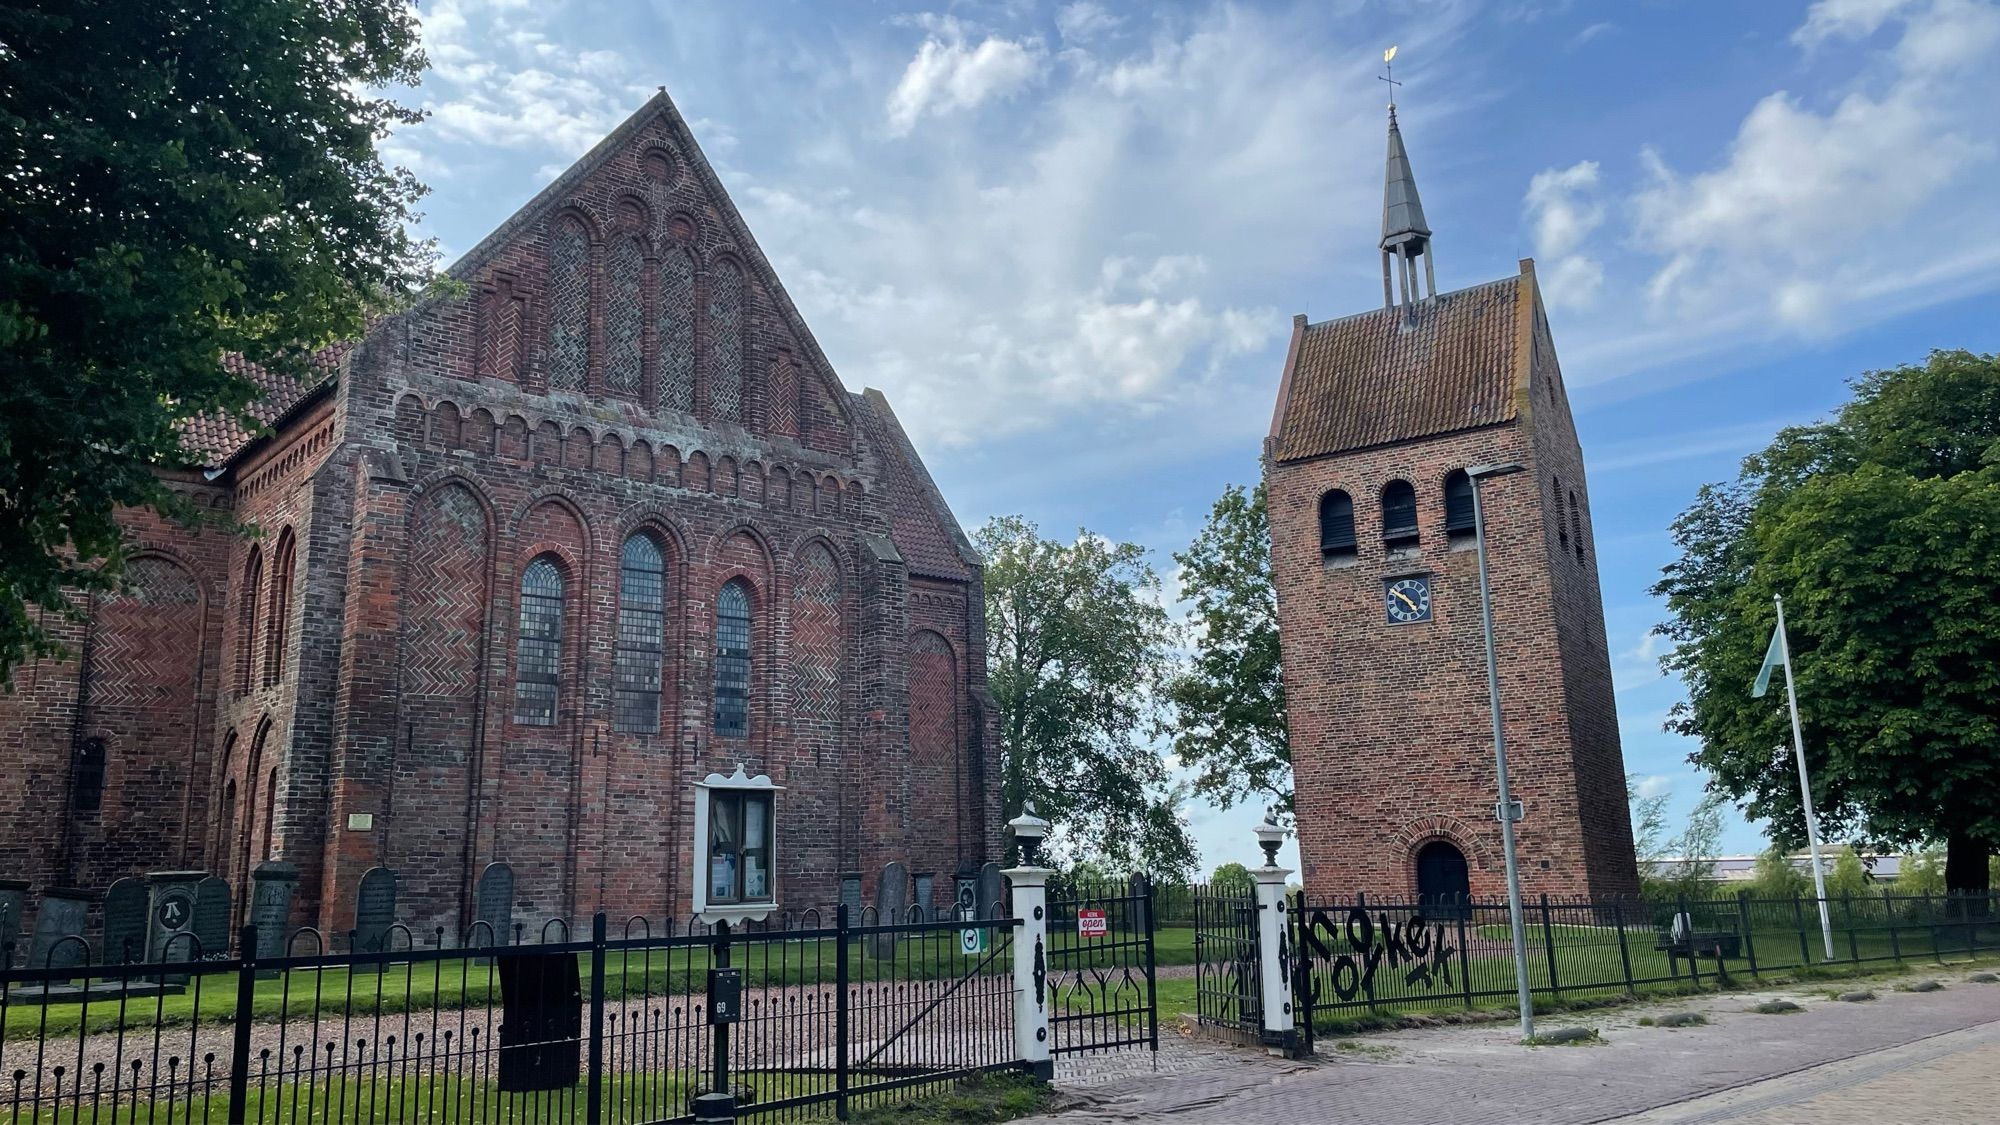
[1380,45,1401,109]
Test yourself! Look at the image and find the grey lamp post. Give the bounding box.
[1468,460,1534,1041]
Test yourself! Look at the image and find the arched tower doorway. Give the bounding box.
[1415,840,1469,913]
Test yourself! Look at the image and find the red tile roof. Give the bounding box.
[1272,275,1525,462]
[179,344,350,466]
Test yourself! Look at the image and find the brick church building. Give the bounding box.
[0,92,1000,937]
[1266,107,1640,902]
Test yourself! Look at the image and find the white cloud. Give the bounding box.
[1793,0,1919,49]
[1569,21,1615,49]
[886,25,1042,136]
[1523,160,1605,309]
[1056,2,1123,44]
[407,0,636,159]
[1545,0,2000,387]
[1634,774,1674,799]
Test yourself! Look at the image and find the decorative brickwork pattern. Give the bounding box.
[606,237,645,395]
[547,219,590,391]
[769,351,798,438]
[479,276,527,384]
[790,543,843,725]
[404,485,488,699]
[262,529,296,688]
[708,259,744,423]
[658,248,696,414]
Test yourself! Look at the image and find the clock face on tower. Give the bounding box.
[1385,576,1432,624]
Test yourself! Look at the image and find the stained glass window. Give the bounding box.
[714,579,751,738]
[513,557,564,725]
[614,535,666,733]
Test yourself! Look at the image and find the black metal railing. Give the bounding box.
[1290,889,2000,1039]
[1191,885,1260,1036]
[1042,879,1158,1059]
[1,906,1021,1123]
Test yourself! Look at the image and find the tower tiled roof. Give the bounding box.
[1269,272,1528,462]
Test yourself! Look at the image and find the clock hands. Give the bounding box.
[1393,587,1420,612]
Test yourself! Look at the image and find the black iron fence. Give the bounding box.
[1,906,1020,1123]
[1190,885,1260,1038]
[1042,879,1158,1059]
[1291,890,2000,1040]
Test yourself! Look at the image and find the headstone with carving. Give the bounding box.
[26,887,89,972]
[912,873,935,922]
[0,879,26,968]
[249,862,298,976]
[193,876,231,958]
[869,861,909,960]
[145,870,206,982]
[101,877,148,965]
[351,866,397,972]
[474,862,516,950]
[976,862,1004,921]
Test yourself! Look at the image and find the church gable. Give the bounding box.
[437,94,853,454]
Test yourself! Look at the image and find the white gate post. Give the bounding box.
[1252,814,1297,1055]
[1005,807,1056,1080]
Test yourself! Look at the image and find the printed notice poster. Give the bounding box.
[1078,908,1108,938]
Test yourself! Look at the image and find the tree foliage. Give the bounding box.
[1631,779,1728,900]
[0,0,435,680]
[1208,862,1255,898]
[977,515,1195,879]
[1164,482,1291,814]
[1744,847,1809,900]
[1653,351,2000,892]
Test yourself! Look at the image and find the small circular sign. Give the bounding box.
[156,892,193,931]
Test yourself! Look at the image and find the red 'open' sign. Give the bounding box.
[1077,908,1107,937]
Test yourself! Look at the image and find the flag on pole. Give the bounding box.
[1752,623,1784,698]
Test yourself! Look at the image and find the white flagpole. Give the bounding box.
[1775,594,1835,960]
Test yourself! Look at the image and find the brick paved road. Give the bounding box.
[1035,967,2000,1123]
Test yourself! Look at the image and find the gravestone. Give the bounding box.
[101,877,148,965]
[839,873,863,936]
[351,866,397,972]
[249,862,298,976]
[976,862,1004,922]
[474,862,516,950]
[193,876,231,958]
[0,878,30,968]
[26,887,89,971]
[913,874,935,922]
[869,861,909,960]
[145,870,206,982]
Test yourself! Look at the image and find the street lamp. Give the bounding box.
[1467,460,1535,1041]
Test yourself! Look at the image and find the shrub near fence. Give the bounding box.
[1291,890,2000,1029]
[0,907,1021,1125]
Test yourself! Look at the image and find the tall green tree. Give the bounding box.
[1165,482,1290,814]
[978,515,1195,879]
[0,0,434,681]
[1654,350,2000,893]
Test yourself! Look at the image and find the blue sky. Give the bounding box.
[392,0,2000,874]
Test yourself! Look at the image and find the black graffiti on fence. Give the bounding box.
[1298,907,1457,1002]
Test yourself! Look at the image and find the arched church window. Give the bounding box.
[263,528,296,687]
[1382,479,1419,549]
[713,578,752,738]
[1444,470,1475,541]
[513,556,565,726]
[708,259,744,423]
[1318,490,1356,557]
[606,236,645,395]
[614,534,667,733]
[547,217,591,391]
[236,547,264,696]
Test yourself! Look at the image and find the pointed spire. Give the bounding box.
[1379,106,1437,310]
[1380,107,1431,255]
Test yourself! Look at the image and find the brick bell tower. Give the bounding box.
[1264,102,1639,903]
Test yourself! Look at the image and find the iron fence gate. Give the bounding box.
[1042,877,1158,1059]
[0,905,1022,1124]
[1191,884,1260,1038]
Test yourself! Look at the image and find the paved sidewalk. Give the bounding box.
[1031,968,2000,1123]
